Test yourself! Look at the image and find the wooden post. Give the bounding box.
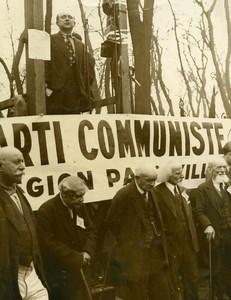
[24,0,46,115]
[117,3,131,113]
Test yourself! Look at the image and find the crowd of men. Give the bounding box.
[1,142,231,300]
[1,9,231,300]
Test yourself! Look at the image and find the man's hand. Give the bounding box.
[204,225,215,241]
[81,252,91,265]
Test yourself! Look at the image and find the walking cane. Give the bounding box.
[208,239,212,300]
[80,268,93,300]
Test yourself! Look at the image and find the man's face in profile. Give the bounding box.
[56,13,75,31]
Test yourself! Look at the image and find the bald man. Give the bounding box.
[45,12,95,114]
[106,162,172,300]
[0,146,48,300]
[36,176,97,300]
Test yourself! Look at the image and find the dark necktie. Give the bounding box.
[174,186,180,196]
[219,182,224,193]
[66,34,75,66]
[72,209,77,226]
[218,182,225,207]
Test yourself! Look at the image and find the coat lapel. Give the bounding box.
[53,32,69,60]
[206,180,221,215]
[160,183,177,218]
[181,192,190,217]
[55,196,78,241]
[129,182,145,226]
[150,189,163,222]
[0,186,20,235]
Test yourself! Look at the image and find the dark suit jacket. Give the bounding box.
[0,186,46,300]
[36,194,97,279]
[106,181,169,282]
[195,179,231,235]
[45,32,95,109]
[155,182,199,256]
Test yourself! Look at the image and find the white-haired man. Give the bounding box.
[36,176,97,300]
[155,161,199,300]
[196,157,231,300]
[0,146,48,300]
[45,12,95,114]
[106,162,172,300]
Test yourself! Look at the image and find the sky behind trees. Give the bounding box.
[0,0,229,116]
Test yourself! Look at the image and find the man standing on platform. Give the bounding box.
[155,161,199,300]
[45,12,95,114]
[106,162,172,300]
[36,176,97,300]
[195,157,231,300]
[0,146,48,300]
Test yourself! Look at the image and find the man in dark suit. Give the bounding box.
[0,146,48,300]
[155,161,199,300]
[36,176,97,300]
[195,157,231,300]
[106,162,172,300]
[45,12,95,114]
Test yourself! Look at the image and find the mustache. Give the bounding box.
[214,174,229,183]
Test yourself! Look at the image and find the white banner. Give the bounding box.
[0,114,230,210]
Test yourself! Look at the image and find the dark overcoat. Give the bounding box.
[0,186,46,300]
[36,194,97,279]
[195,179,231,234]
[155,182,199,255]
[106,181,169,283]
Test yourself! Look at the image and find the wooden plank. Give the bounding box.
[24,0,46,115]
[0,98,14,110]
[92,97,116,108]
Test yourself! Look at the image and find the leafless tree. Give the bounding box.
[127,0,154,114]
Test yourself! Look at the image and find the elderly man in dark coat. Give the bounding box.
[155,161,199,300]
[45,12,95,114]
[36,176,97,300]
[106,162,172,300]
[195,156,231,300]
[0,146,48,300]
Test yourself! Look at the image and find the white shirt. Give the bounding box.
[165,182,177,195]
[10,193,23,214]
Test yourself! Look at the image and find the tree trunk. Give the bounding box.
[127,0,154,114]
